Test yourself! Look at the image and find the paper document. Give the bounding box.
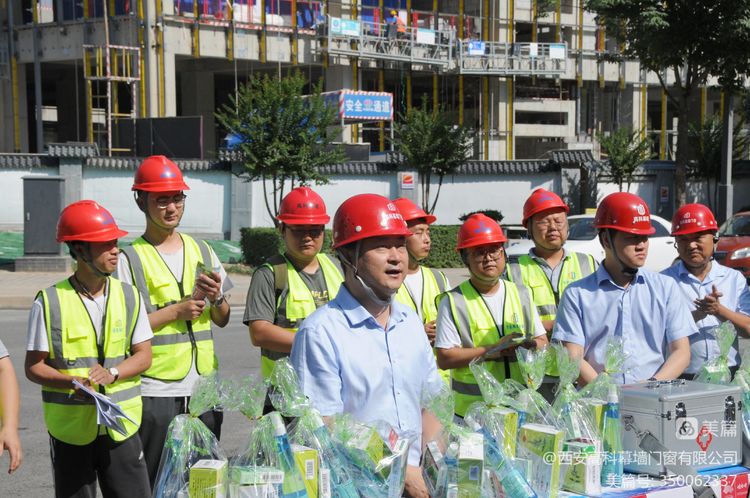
[72,379,137,436]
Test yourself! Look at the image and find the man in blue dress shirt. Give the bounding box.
[552,192,696,385]
[661,203,750,380]
[290,193,443,498]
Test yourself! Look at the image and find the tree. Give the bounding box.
[597,127,653,192]
[215,72,345,225]
[586,0,750,206]
[393,102,474,214]
[688,113,749,211]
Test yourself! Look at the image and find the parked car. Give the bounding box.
[505,214,678,272]
[715,211,750,283]
[503,225,528,247]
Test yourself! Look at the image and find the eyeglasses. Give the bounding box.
[533,218,567,230]
[287,226,324,238]
[155,194,187,209]
[470,246,504,261]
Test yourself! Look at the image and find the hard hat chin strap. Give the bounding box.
[75,243,113,278]
[337,242,393,309]
[606,229,638,279]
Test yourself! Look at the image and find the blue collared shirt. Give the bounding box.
[552,265,697,383]
[290,284,443,466]
[661,261,750,373]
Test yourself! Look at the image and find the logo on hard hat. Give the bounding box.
[636,204,646,216]
[386,202,397,212]
[683,212,691,219]
[160,168,175,179]
[297,202,319,210]
[473,221,491,234]
[98,212,115,226]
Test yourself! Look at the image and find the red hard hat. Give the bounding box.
[277,187,330,225]
[392,198,437,225]
[593,192,655,235]
[522,188,569,227]
[456,213,507,250]
[132,155,190,192]
[671,203,718,235]
[57,200,128,243]
[332,194,412,249]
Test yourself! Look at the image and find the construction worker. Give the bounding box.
[25,200,152,497]
[116,155,232,486]
[245,186,343,409]
[290,194,443,498]
[392,198,450,380]
[390,9,406,34]
[435,213,548,419]
[0,337,22,474]
[505,188,597,400]
[553,192,696,384]
[661,203,750,380]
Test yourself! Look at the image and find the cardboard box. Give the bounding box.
[457,432,484,498]
[422,441,445,496]
[563,439,602,496]
[292,444,319,498]
[190,459,227,498]
[348,422,385,470]
[518,423,565,498]
[228,466,283,498]
[486,406,519,458]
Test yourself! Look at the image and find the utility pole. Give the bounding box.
[718,92,734,224]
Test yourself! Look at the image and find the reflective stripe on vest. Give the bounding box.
[260,253,344,378]
[506,251,595,320]
[507,251,595,376]
[395,266,447,323]
[121,234,216,381]
[440,280,532,417]
[39,278,142,445]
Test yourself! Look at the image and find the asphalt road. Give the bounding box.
[0,307,259,497]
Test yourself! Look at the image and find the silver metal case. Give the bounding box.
[619,379,741,476]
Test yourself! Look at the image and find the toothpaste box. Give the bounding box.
[457,432,484,498]
[189,459,227,498]
[292,444,319,498]
[518,423,565,498]
[562,438,602,496]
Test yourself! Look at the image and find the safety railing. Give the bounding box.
[457,41,567,76]
[317,15,454,69]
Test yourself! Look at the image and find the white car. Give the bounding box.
[505,214,678,272]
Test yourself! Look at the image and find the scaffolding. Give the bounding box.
[456,41,566,76]
[316,15,454,69]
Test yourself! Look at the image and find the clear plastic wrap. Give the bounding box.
[732,349,750,440]
[695,321,737,384]
[268,358,310,418]
[579,337,628,401]
[329,414,413,498]
[510,346,558,427]
[219,375,267,421]
[153,374,228,498]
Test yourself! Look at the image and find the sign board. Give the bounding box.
[330,17,361,37]
[399,172,415,190]
[416,28,436,45]
[549,43,566,60]
[529,43,538,58]
[660,185,670,203]
[323,90,393,121]
[467,41,485,56]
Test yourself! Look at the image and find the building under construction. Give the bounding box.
[0,0,735,160]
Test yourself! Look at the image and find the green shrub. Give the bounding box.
[423,225,463,268]
[240,227,333,267]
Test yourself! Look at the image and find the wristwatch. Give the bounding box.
[108,367,120,382]
[211,294,226,307]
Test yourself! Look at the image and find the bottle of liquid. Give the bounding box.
[600,385,624,487]
[308,412,359,498]
[469,421,538,498]
[269,412,309,498]
[443,442,459,498]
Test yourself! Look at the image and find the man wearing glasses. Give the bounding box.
[435,213,548,418]
[244,186,343,411]
[116,155,232,487]
[505,189,597,400]
[661,203,750,380]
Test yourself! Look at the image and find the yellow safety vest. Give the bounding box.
[260,253,343,378]
[506,251,595,376]
[39,278,142,445]
[395,266,450,383]
[440,280,533,417]
[120,234,217,381]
